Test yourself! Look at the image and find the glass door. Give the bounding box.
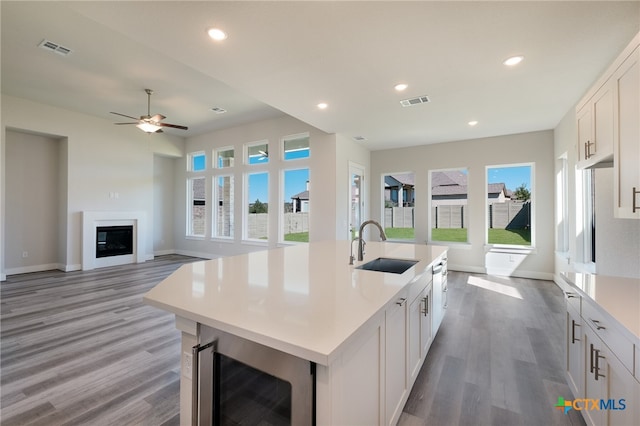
[349,163,365,240]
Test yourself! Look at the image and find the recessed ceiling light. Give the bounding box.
[394,83,408,92]
[208,28,228,41]
[503,55,524,66]
[468,120,478,126]
[317,102,328,110]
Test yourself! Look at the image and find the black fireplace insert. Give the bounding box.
[96,225,133,258]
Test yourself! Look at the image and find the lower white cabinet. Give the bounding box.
[385,290,409,426]
[583,323,639,426]
[566,301,584,399]
[408,282,432,385]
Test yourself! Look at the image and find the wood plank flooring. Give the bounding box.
[1,257,585,425]
[1,255,200,426]
[399,272,586,426]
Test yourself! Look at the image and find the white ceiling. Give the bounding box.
[2,1,639,150]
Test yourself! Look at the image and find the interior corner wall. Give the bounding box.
[1,94,185,274]
[153,154,177,255]
[371,130,555,278]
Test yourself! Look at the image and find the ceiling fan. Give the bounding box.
[111,89,188,133]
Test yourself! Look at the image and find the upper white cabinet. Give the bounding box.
[613,45,640,219]
[576,80,614,169]
[577,32,640,219]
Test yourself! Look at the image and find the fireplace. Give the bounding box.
[96,225,133,258]
[82,211,146,270]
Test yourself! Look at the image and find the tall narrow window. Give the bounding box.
[350,164,365,240]
[188,177,206,237]
[282,168,310,242]
[556,155,569,253]
[430,168,468,243]
[382,172,415,241]
[283,134,310,160]
[486,164,533,246]
[214,175,234,238]
[246,172,269,240]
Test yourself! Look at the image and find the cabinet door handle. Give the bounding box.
[422,296,429,316]
[633,187,639,213]
[571,319,580,344]
[590,343,595,374]
[565,292,577,299]
[396,297,406,307]
[594,349,606,381]
[590,318,606,330]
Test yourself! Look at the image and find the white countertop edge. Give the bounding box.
[559,273,640,347]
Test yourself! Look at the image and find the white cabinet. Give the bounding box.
[431,260,446,337]
[583,323,639,426]
[566,299,584,399]
[408,282,432,385]
[385,290,408,426]
[613,46,640,219]
[577,82,615,169]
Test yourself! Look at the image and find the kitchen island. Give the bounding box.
[144,240,448,425]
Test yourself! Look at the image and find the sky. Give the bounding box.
[487,165,532,192]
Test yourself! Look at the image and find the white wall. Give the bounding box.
[153,155,177,255]
[1,94,185,276]
[371,130,555,279]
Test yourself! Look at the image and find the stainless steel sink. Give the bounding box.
[356,257,418,274]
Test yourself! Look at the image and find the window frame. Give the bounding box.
[212,174,235,240]
[188,151,206,172]
[280,167,310,244]
[245,140,270,165]
[244,171,270,242]
[214,146,235,169]
[186,176,207,238]
[282,133,310,161]
[428,167,470,245]
[380,171,416,242]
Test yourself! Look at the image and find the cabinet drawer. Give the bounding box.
[564,289,582,314]
[582,298,635,375]
[407,267,432,303]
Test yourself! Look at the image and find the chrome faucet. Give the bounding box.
[356,220,387,262]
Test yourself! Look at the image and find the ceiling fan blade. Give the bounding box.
[114,122,138,125]
[156,129,164,133]
[110,111,139,120]
[150,114,166,122]
[158,122,188,130]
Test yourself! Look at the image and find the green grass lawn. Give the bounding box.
[430,228,531,245]
[488,228,531,245]
[284,232,309,242]
[384,228,415,239]
[431,228,468,242]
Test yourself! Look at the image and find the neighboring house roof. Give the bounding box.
[431,171,508,198]
[385,173,415,188]
[487,183,507,196]
[291,190,309,201]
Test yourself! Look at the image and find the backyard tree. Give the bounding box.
[512,183,531,201]
[250,199,268,213]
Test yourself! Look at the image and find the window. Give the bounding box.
[189,151,206,171]
[246,141,269,165]
[246,172,269,240]
[188,177,206,237]
[382,172,415,241]
[350,164,365,239]
[430,168,468,243]
[215,147,234,168]
[213,175,234,238]
[486,164,533,246]
[283,134,310,160]
[556,155,569,253]
[282,168,310,242]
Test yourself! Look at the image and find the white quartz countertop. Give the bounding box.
[144,241,447,365]
[561,272,640,343]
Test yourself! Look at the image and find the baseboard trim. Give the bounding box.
[5,263,63,276]
[153,249,175,257]
[174,249,219,260]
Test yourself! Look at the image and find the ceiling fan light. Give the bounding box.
[136,121,162,133]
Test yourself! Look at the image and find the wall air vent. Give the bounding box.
[400,95,430,107]
[38,39,73,56]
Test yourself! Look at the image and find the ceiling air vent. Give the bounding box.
[400,95,430,107]
[38,39,73,56]
[211,107,227,114]
[353,136,367,142]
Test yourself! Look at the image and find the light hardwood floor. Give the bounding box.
[1,256,585,425]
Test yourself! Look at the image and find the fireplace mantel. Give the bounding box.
[82,211,146,270]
